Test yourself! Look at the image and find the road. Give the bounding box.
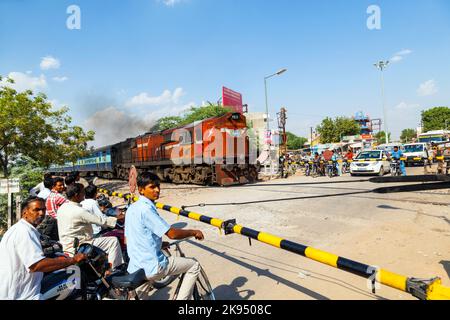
[97,166,450,300]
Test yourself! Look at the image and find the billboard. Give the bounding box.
[222,86,243,113]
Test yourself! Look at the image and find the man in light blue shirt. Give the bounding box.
[391,146,407,176]
[125,172,204,300]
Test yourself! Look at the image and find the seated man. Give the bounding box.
[81,184,109,236]
[37,176,53,200]
[125,172,204,300]
[0,197,86,300]
[39,177,68,240]
[390,146,407,176]
[57,183,125,270]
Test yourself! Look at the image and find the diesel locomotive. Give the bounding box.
[50,112,259,186]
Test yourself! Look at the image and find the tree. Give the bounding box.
[421,106,450,132]
[316,117,360,144]
[151,105,234,131]
[374,131,391,144]
[152,116,183,131]
[400,128,417,143]
[0,75,95,177]
[286,132,308,150]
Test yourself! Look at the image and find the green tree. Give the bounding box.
[152,116,183,131]
[400,128,417,143]
[286,132,308,150]
[374,131,392,144]
[421,106,450,132]
[151,105,234,131]
[1,158,45,234]
[316,117,360,143]
[0,75,95,177]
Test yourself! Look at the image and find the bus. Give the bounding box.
[418,130,450,144]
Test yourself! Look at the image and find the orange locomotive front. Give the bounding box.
[129,113,259,186]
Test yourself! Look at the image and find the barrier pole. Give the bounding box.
[98,188,450,300]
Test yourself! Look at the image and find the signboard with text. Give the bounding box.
[0,179,20,194]
[222,86,243,113]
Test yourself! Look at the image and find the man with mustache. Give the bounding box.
[0,197,86,300]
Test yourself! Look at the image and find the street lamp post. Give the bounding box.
[264,68,287,133]
[374,61,390,144]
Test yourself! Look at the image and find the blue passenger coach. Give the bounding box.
[49,146,114,177]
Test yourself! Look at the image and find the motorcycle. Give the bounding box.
[390,159,402,176]
[95,193,178,289]
[326,161,339,178]
[40,239,124,300]
[304,161,311,176]
[341,160,349,175]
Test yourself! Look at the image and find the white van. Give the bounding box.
[402,143,430,166]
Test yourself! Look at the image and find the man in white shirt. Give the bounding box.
[80,184,108,236]
[36,176,53,200]
[57,183,125,270]
[29,173,52,197]
[0,197,86,300]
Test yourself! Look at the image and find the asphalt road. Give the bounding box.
[98,166,450,300]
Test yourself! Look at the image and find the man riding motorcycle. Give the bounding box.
[390,146,406,176]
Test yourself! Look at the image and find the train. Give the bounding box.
[49,112,259,186]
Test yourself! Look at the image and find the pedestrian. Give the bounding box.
[0,197,86,300]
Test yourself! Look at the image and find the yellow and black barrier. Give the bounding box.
[97,188,450,300]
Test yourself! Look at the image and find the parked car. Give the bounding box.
[350,150,391,176]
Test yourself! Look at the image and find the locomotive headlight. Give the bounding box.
[231,113,241,121]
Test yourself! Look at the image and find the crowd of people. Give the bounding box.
[0,171,205,300]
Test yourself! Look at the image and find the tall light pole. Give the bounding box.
[374,61,390,144]
[264,68,287,132]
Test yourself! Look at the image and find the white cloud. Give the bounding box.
[418,80,438,96]
[0,71,47,92]
[390,49,412,63]
[161,0,184,6]
[395,49,412,56]
[395,101,420,110]
[126,87,186,107]
[52,76,68,83]
[40,56,61,70]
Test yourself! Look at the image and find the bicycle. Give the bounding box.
[110,238,215,300]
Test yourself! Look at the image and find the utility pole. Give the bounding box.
[277,107,287,156]
[374,60,390,144]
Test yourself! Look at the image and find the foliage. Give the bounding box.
[0,158,45,234]
[316,117,360,144]
[286,132,308,150]
[421,106,450,132]
[0,75,95,177]
[374,131,392,145]
[400,128,417,143]
[151,105,234,131]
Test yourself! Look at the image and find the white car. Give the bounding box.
[402,143,430,166]
[350,150,391,176]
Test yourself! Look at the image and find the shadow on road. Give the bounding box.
[187,240,330,300]
[213,276,255,300]
[439,261,450,279]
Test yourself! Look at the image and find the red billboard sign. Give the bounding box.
[222,87,243,113]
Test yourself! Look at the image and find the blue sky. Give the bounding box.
[1,0,449,146]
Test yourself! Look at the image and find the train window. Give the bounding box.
[194,123,203,142]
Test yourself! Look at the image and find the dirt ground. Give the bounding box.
[96,165,450,300]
